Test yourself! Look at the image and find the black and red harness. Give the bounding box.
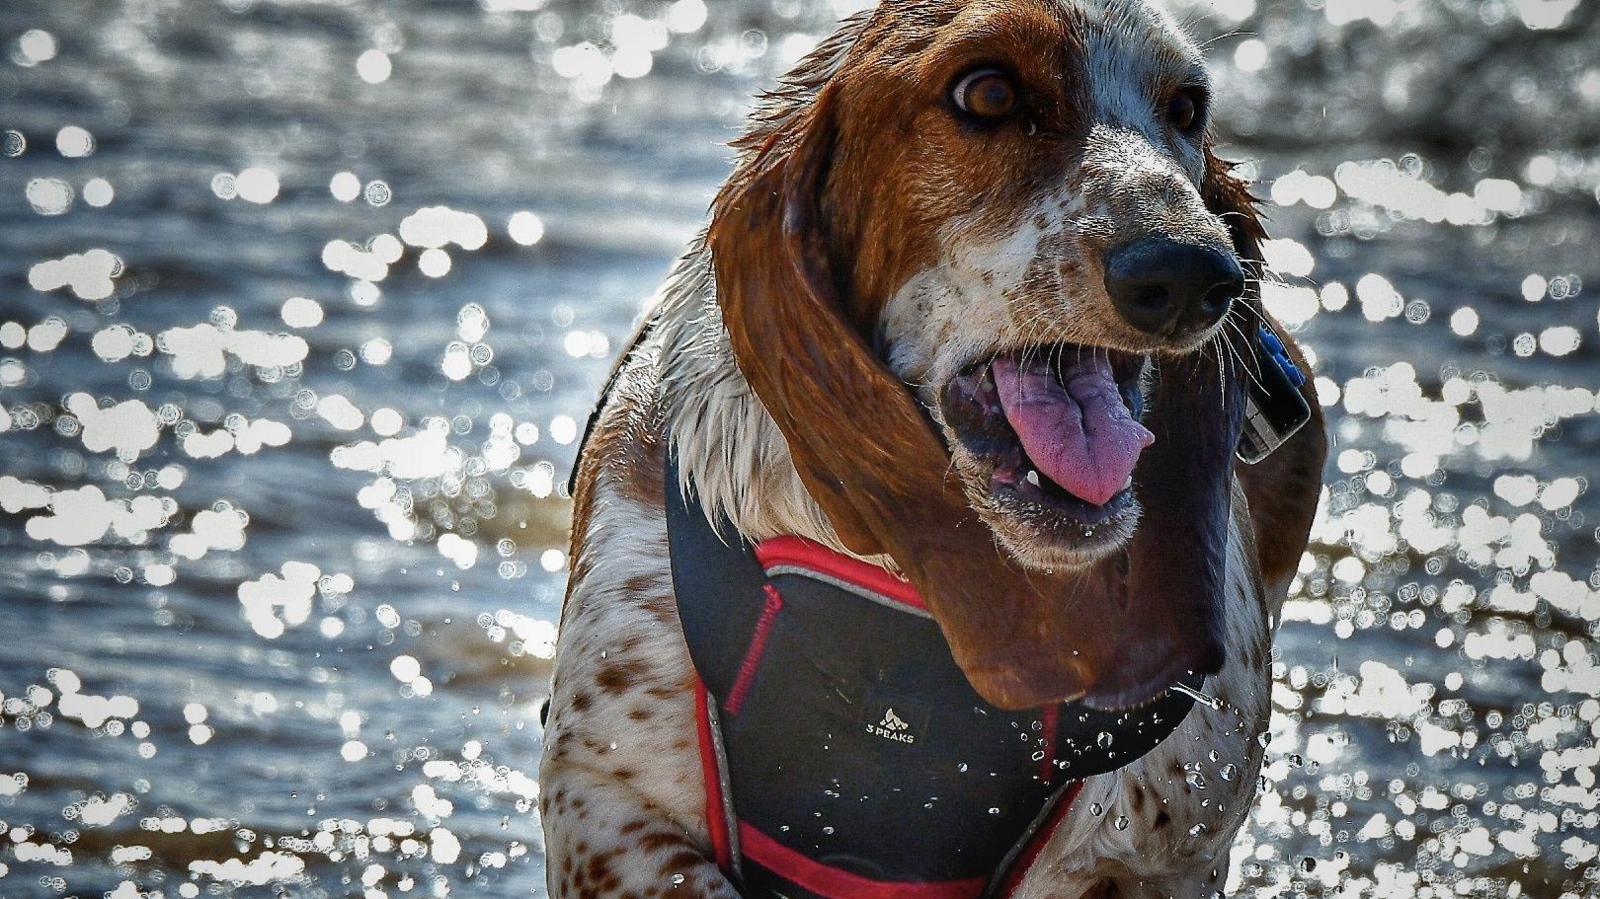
[562,317,1310,899]
[666,462,1201,899]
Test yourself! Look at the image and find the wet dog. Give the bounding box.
[542,2,1325,896]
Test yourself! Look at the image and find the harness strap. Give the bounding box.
[668,459,762,892]
[694,677,738,875]
[666,452,1199,899]
[738,826,989,899]
[665,458,772,703]
[986,781,1084,899]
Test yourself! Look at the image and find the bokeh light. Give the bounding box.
[2,1,1598,897]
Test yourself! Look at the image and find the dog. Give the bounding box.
[541,1,1326,897]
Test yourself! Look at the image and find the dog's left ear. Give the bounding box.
[1202,147,1330,587]
[1202,148,1266,274]
[1084,149,1266,707]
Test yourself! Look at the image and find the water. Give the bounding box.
[1,0,1597,896]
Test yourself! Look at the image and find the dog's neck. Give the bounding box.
[653,238,888,565]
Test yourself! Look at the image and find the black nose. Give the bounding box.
[1104,237,1244,338]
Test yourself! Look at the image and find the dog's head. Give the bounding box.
[708,0,1264,710]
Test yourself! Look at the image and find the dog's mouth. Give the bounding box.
[939,345,1152,562]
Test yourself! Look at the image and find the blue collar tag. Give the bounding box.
[1237,323,1312,464]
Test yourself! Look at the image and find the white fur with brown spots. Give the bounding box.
[542,1,1315,896]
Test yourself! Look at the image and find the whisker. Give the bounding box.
[1204,334,1229,409]
[1221,319,1267,394]
[1199,27,1255,50]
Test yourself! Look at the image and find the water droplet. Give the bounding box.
[1096,732,1113,749]
[365,180,392,206]
[987,807,1000,816]
[1089,802,1104,816]
[1113,815,1129,830]
[671,874,685,885]
[1219,764,1238,782]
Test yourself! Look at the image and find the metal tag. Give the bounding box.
[1237,323,1312,464]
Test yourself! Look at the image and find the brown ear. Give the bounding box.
[1202,149,1267,267]
[706,91,926,557]
[1205,149,1330,588]
[707,93,1237,710]
[707,92,1096,707]
[1103,338,1240,708]
[1053,152,1257,708]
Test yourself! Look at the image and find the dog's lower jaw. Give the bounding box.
[985,504,1140,573]
[962,465,1143,572]
[912,391,1141,575]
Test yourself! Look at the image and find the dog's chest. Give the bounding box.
[667,472,1200,897]
[708,600,1064,884]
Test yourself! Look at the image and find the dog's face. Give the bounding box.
[708,0,1262,708]
[811,0,1245,571]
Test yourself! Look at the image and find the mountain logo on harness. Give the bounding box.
[867,707,916,744]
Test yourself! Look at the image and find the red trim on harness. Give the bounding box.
[998,780,1083,899]
[754,536,925,611]
[694,677,733,871]
[1037,706,1059,782]
[724,584,784,716]
[739,822,987,899]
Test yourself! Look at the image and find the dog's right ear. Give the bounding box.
[707,88,955,558]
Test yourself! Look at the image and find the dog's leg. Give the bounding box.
[1098,845,1236,899]
[540,763,739,899]
[541,484,736,899]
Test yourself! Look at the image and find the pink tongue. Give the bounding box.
[991,354,1154,506]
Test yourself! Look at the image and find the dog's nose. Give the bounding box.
[1104,238,1244,338]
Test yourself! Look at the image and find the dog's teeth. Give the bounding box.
[1025,469,1041,487]
[1123,476,1134,490]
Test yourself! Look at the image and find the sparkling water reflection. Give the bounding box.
[1,0,1598,897]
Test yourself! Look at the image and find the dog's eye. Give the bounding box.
[952,69,1018,120]
[1166,87,1206,133]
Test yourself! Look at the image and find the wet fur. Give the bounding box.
[544,1,1325,896]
